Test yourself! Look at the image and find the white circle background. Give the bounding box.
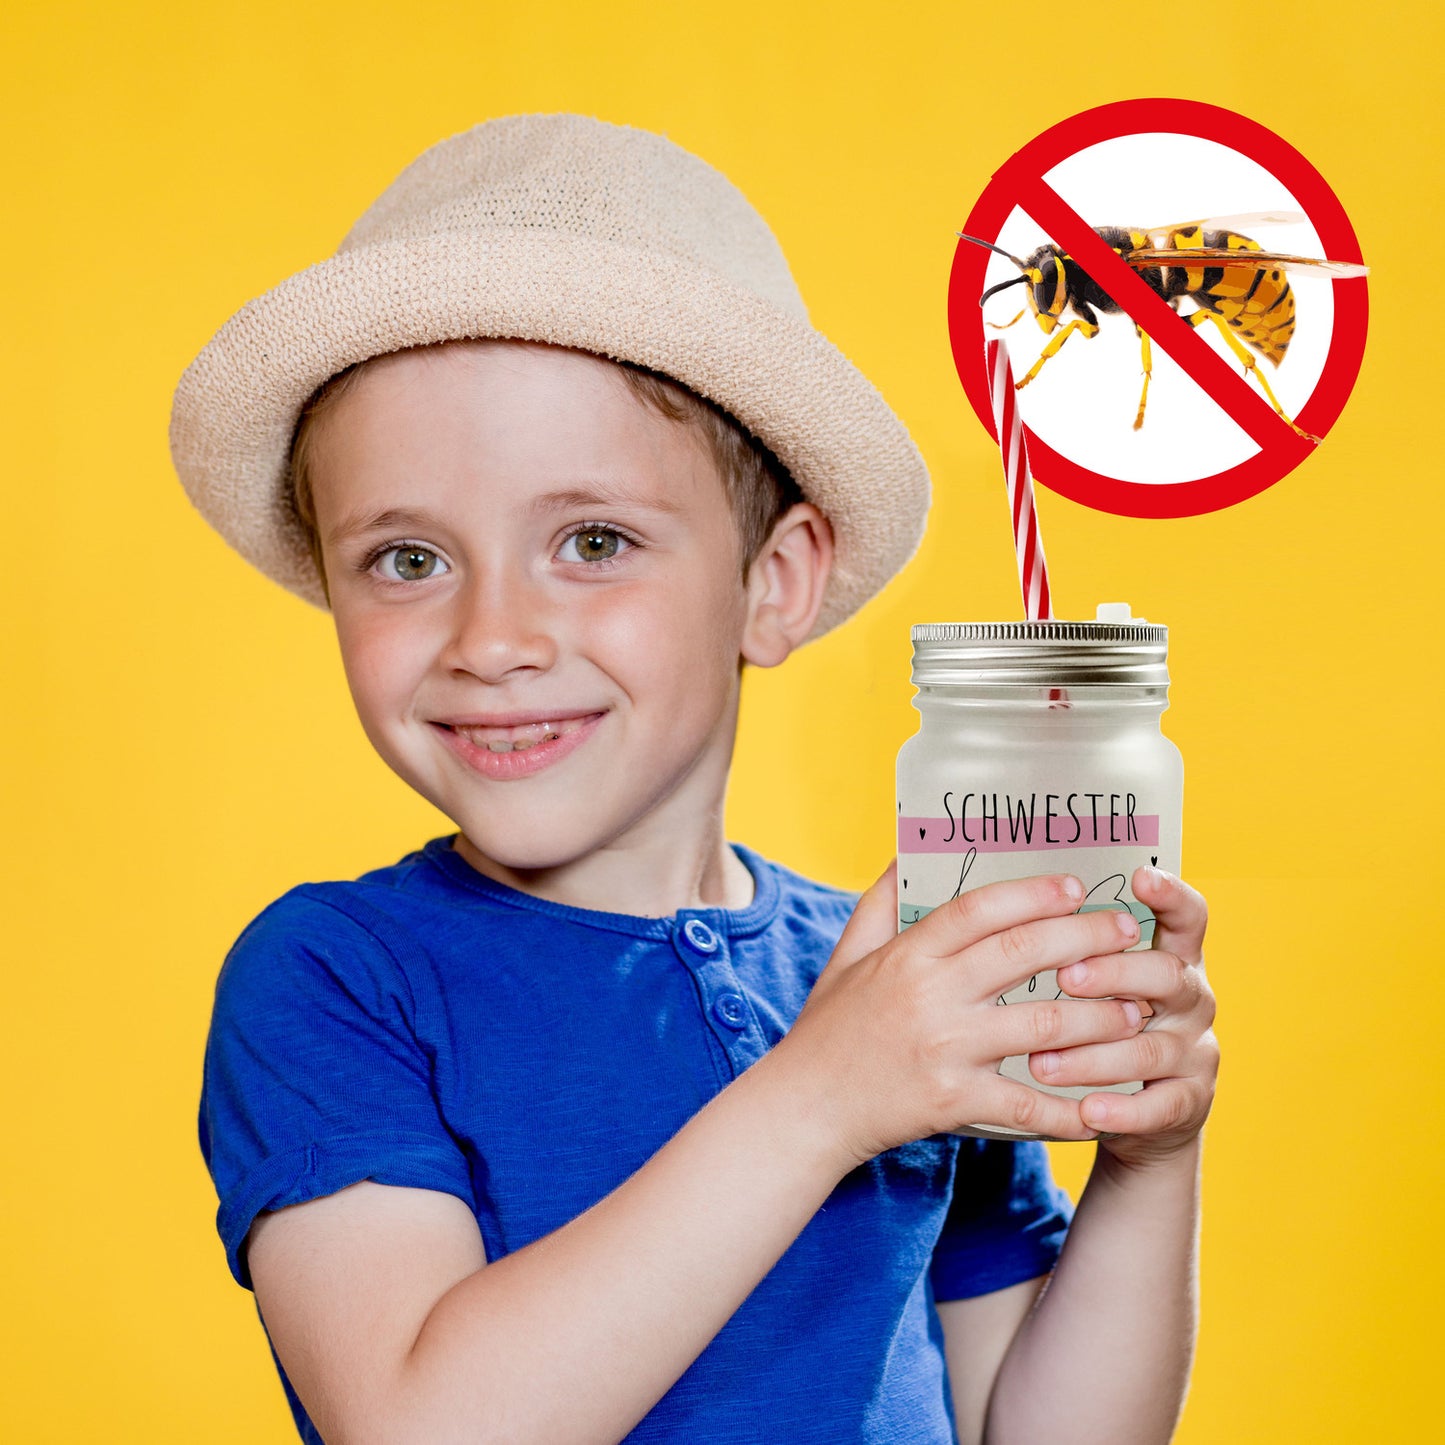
[981,133,1337,485]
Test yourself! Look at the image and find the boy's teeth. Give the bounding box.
[456,719,583,752]
[511,731,561,752]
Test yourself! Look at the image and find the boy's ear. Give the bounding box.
[741,502,835,668]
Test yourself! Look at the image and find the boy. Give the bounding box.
[175,115,1217,1444]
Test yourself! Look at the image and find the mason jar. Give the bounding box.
[895,605,1183,1140]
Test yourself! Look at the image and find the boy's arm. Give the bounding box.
[936,1278,1047,1445]
[248,1053,845,1445]
[247,871,1143,1445]
[940,868,1216,1445]
[936,1146,1200,1445]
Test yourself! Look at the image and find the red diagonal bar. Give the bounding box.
[1012,173,1310,458]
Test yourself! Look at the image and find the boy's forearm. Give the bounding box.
[380,1049,850,1445]
[984,1136,1203,1445]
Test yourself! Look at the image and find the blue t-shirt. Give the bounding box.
[200,837,1073,1443]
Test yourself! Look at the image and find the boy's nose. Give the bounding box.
[441,569,559,683]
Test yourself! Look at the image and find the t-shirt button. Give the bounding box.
[712,992,747,1029]
[682,918,719,954]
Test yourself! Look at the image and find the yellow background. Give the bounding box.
[6,2,1439,1439]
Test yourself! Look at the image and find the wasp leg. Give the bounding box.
[1014,317,1100,390]
[1186,309,1319,444]
[986,307,1027,331]
[1133,325,1153,430]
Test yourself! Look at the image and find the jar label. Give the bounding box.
[895,789,1181,1139]
[900,790,1157,858]
[896,789,1170,937]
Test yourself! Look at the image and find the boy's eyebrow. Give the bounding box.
[325,507,438,547]
[527,484,686,516]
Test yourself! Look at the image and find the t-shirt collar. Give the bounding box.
[421,835,781,940]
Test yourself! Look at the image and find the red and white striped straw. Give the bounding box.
[986,339,1052,621]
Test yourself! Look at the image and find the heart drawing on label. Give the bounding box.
[919,826,926,839]
[1151,855,1158,866]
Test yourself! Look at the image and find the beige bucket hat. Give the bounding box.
[169,113,931,638]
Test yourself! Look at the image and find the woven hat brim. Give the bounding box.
[169,230,930,639]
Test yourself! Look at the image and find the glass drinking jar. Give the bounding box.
[895,605,1183,1140]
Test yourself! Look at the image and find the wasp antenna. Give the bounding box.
[979,275,1028,306]
[957,233,1029,269]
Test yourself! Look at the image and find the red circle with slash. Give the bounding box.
[948,99,1369,517]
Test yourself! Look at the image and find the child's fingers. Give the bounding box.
[1076,1078,1211,1139]
[827,860,901,971]
[990,996,1145,1066]
[906,874,1087,960]
[961,906,1142,1000]
[1050,945,1215,1091]
[1132,867,1207,964]
[960,1074,1101,1143]
[1028,1023,1185,1089]
[1057,950,1207,1021]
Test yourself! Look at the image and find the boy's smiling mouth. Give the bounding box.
[433,713,606,779]
[449,716,595,753]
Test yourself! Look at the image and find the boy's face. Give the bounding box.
[306,341,772,886]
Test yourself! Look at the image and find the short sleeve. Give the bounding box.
[928,1138,1074,1302]
[198,889,475,1289]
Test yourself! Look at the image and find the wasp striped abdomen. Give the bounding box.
[1160,226,1296,366]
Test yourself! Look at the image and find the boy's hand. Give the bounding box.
[1042,867,1218,1168]
[776,865,1150,1168]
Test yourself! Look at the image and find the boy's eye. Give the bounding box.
[377,545,449,582]
[559,528,628,564]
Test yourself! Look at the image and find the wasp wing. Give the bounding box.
[1142,213,1307,247]
[1124,246,1369,278]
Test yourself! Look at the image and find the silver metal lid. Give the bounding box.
[911,609,1169,689]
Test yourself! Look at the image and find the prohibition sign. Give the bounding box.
[949,99,1368,517]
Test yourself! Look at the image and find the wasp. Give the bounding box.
[959,214,1368,441]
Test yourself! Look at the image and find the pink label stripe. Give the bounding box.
[899,814,1159,853]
